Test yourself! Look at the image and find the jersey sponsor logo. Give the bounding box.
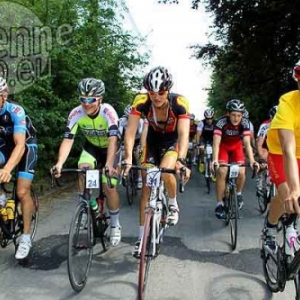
[104,108,117,124]
[12,105,24,117]
[81,129,107,137]
[225,129,240,136]
[68,109,81,120]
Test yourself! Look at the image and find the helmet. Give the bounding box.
[268,105,278,119]
[226,99,245,112]
[292,60,300,82]
[243,109,249,119]
[124,104,131,116]
[190,113,195,120]
[77,78,105,97]
[0,77,8,94]
[143,66,173,92]
[204,108,214,119]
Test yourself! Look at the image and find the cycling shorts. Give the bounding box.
[218,141,245,164]
[268,153,300,187]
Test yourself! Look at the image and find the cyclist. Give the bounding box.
[118,104,144,189]
[212,99,258,218]
[263,61,300,254]
[256,105,278,161]
[196,108,215,173]
[122,66,191,255]
[188,113,197,166]
[52,78,122,247]
[0,77,38,259]
[243,109,256,150]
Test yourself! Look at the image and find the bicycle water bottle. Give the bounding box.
[5,199,15,220]
[0,192,8,222]
[285,225,298,257]
[90,199,100,218]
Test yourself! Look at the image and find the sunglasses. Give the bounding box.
[148,90,167,96]
[79,96,98,104]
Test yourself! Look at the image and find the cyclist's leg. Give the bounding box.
[214,144,228,219]
[15,142,38,259]
[232,142,246,209]
[263,153,290,253]
[159,142,179,225]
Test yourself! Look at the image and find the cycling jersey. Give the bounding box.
[118,115,144,141]
[130,92,189,142]
[267,90,300,157]
[214,116,251,144]
[257,119,271,149]
[197,119,214,144]
[64,103,119,148]
[0,100,37,179]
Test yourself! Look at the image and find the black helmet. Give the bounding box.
[78,78,105,97]
[268,105,278,119]
[143,66,173,92]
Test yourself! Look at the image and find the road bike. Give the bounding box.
[0,175,39,257]
[123,164,185,300]
[256,167,276,214]
[217,163,253,251]
[261,213,300,299]
[202,143,216,194]
[51,168,111,293]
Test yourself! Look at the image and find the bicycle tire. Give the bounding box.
[126,171,135,206]
[204,158,211,194]
[229,188,238,251]
[138,209,153,300]
[67,201,93,293]
[256,189,268,214]
[261,219,285,293]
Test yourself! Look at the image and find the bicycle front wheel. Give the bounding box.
[229,188,238,251]
[126,171,135,206]
[67,201,93,293]
[138,209,153,300]
[204,158,211,194]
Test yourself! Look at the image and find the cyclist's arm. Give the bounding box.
[279,129,300,196]
[177,118,190,159]
[140,120,148,149]
[196,130,202,145]
[212,134,221,162]
[106,136,118,167]
[256,136,266,159]
[124,114,140,162]
[243,135,255,164]
[56,138,74,166]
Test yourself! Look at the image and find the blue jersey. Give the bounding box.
[0,100,36,146]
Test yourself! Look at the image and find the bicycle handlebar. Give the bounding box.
[214,162,258,179]
[50,167,113,189]
[122,163,186,193]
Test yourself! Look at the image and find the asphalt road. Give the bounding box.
[0,169,297,300]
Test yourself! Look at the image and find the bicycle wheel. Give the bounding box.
[138,209,153,300]
[256,174,268,214]
[29,187,39,240]
[67,201,93,293]
[261,220,285,293]
[204,158,211,194]
[228,188,238,251]
[126,170,135,206]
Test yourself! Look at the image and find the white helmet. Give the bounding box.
[77,78,105,97]
[124,105,131,116]
[0,77,8,94]
[143,66,173,92]
[204,108,214,119]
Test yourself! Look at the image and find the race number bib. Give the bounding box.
[229,165,239,179]
[206,145,212,155]
[86,170,100,189]
[146,167,161,188]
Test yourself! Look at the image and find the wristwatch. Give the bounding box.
[177,158,186,166]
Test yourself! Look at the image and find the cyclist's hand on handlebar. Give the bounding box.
[285,190,300,215]
[251,161,260,173]
[122,158,132,177]
[0,168,12,183]
[51,163,62,178]
[104,163,117,178]
[175,161,190,183]
[211,161,219,172]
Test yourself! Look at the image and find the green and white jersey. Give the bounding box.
[64,103,119,148]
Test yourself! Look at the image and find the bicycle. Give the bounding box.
[123,164,185,300]
[216,162,253,251]
[51,168,112,293]
[256,167,276,214]
[0,175,39,257]
[260,213,300,299]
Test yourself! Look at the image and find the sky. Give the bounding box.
[124,0,213,119]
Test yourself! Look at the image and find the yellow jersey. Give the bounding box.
[267,90,300,157]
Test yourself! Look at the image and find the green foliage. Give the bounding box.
[1,0,149,178]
